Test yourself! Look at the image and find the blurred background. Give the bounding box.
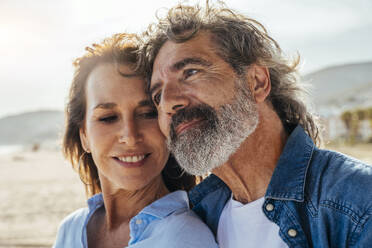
[0,0,371,247]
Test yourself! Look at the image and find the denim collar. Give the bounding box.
[265,125,315,202]
[87,190,189,219]
[189,173,229,205]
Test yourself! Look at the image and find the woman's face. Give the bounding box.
[80,63,169,191]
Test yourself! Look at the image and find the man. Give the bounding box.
[142,2,372,247]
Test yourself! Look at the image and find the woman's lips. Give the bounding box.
[175,119,204,135]
[113,154,150,168]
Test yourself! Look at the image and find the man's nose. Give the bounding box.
[160,83,190,117]
[118,119,143,146]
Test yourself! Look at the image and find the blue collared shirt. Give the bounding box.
[54,190,218,248]
[189,125,372,247]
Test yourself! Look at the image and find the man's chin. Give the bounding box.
[174,147,227,176]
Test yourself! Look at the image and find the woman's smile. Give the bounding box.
[113,153,151,168]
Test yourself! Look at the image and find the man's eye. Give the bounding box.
[184,69,199,79]
[99,115,118,123]
[153,92,162,105]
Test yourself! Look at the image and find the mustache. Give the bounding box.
[169,104,218,137]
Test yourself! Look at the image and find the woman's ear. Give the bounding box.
[245,64,271,103]
[79,128,90,153]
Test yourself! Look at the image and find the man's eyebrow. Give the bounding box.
[93,102,117,110]
[172,57,212,71]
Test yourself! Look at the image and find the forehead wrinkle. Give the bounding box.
[150,35,220,91]
[150,61,171,94]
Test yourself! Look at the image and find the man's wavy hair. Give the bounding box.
[141,1,321,145]
[63,33,197,198]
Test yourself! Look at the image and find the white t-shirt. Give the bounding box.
[217,195,287,248]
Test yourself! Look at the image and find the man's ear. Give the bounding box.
[79,127,90,153]
[245,64,271,103]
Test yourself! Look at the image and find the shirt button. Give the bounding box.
[288,229,297,237]
[135,219,142,225]
[265,203,274,212]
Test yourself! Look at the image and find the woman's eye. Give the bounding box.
[140,111,158,119]
[99,115,118,123]
[184,69,199,79]
[153,92,162,105]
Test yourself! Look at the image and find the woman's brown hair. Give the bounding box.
[63,33,196,198]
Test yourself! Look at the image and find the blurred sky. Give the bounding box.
[0,0,371,118]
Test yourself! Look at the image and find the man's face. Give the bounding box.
[150,32,259,175]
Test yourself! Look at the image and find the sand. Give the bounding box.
[0,145,371,247]
[0,150,86,248]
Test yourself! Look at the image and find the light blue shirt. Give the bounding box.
[53,190,218,248]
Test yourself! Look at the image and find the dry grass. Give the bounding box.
[0,144,371,247]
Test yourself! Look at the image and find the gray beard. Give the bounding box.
[167,81,259,176]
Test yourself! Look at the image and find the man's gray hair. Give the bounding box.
[141,1,321,145]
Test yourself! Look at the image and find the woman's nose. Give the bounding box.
[118,120,143,146]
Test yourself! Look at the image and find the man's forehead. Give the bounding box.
[152,32,215,73]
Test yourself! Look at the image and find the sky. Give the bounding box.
[0,0,371,118]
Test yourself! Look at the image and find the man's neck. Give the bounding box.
[213,105,288,204]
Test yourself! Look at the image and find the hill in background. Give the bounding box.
[0,110,64,146]
[303,61,372,114]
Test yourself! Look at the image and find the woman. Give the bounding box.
[53,33,218,248]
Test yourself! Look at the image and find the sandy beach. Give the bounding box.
[0,150,86,248]
[0,145,371,247]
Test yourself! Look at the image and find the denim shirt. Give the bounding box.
[189,125,372,247]
[54,190,218,248]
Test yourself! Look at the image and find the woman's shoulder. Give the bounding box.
[53,207,89,248]
[153,192,218,247]
[166,208,212,231]
[58,207,90,229]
